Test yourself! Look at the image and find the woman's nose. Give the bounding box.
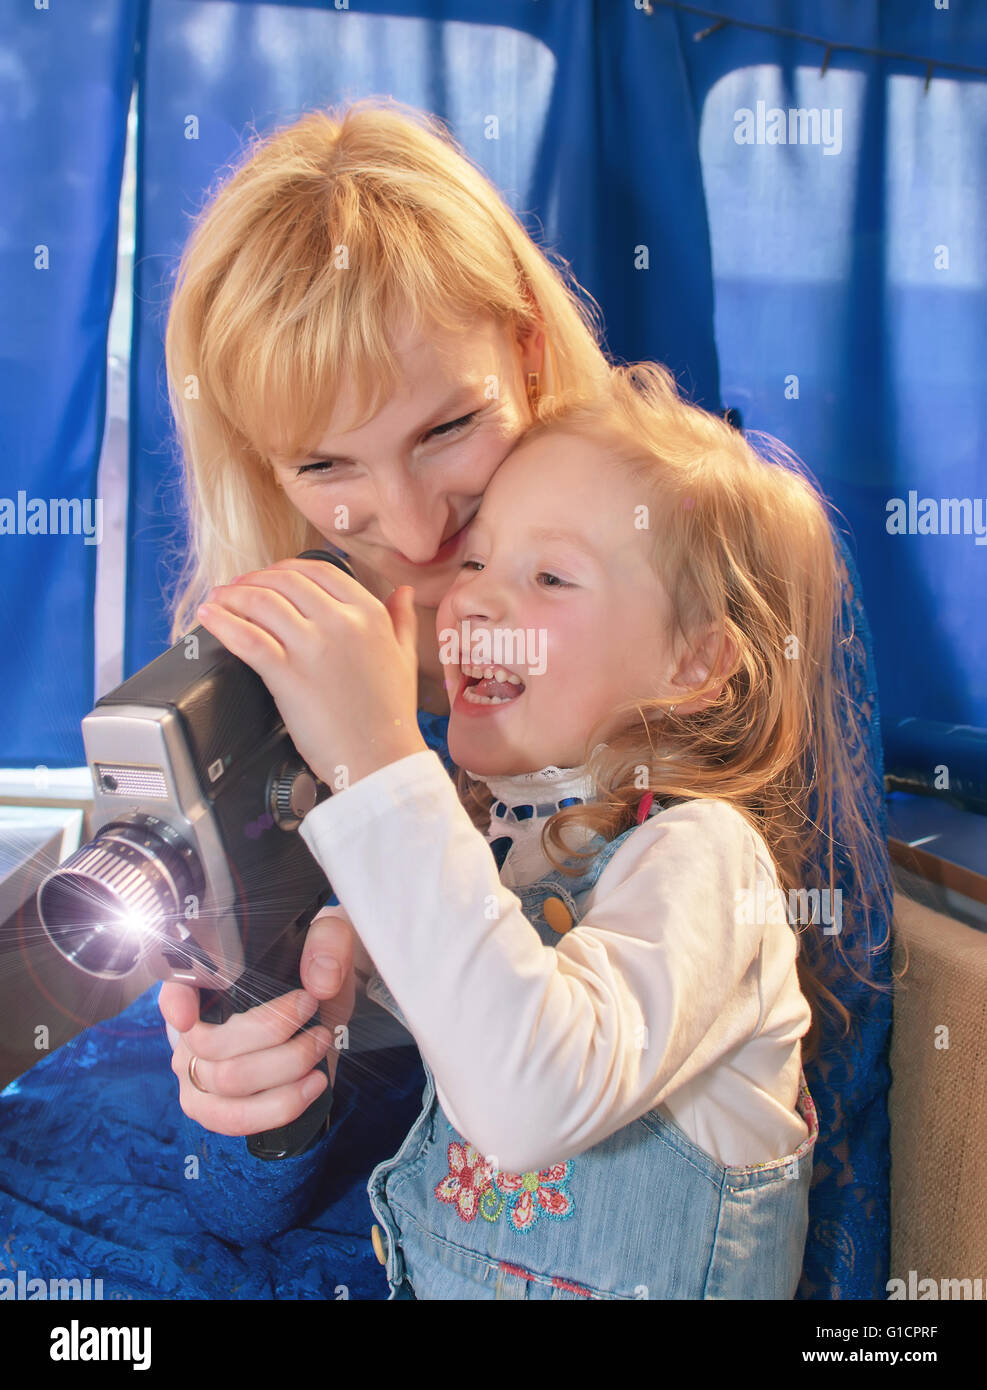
[375,482,447,564]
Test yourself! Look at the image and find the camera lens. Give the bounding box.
[37,815,204,979]
[37,876,151,975]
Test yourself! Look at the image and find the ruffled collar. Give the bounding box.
[469,762,598,818]
[463,752,603,888]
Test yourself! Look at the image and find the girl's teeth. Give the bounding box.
[463,687,514,705]
[463,665,523,685]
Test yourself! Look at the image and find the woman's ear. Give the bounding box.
[518,321,546,377]
[667,627,737,714]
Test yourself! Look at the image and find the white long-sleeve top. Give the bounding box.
[299,748,811,1175]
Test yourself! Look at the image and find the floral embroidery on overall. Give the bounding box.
[434,1137,575,1232]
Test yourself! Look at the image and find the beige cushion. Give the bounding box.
[890,888,987,1282]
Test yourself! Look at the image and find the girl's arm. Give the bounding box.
[299,748,806,1175]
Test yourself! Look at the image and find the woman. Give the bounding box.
[157,98,615,1164]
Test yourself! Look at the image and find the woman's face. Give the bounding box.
[435,430,681,777]
[269,315,542,612]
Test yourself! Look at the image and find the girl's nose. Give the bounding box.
[449,565,509,626]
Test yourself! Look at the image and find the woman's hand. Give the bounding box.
[160,907,357,1138]
[195,558,428,787]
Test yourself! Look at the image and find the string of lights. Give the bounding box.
[642,0,987,91]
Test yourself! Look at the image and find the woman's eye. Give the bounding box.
[460,559,483,572]
[296,459,339,477]
[295,412,478,476]
[429,411,478,439]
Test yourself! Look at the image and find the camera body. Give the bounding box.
[36,550,350,1157]
[59,624,330,986]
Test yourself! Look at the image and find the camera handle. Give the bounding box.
[199,903,335,1161]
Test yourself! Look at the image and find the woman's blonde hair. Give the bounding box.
[163,97,613,642]
[457,363,896,1064]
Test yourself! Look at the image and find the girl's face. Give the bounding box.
[269,314,542,612]
[436,430,684,776]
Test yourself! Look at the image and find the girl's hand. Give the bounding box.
[195,558,427,787]
[160,906,357,1138]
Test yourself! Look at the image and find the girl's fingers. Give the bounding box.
[265,556,367,607]
[196,602,290,674]
[216,568,338,625]
[197,588,299,654]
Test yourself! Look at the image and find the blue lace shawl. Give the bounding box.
[0,559,892,1299]
[795,534,893,1299]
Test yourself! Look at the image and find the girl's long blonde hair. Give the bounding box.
[163,97,614,643]
[457,363,896,1064]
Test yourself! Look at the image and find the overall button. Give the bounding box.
[371,1225,387,1265]
[543,896,573,934]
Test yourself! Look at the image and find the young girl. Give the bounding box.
[196,362,888,1300]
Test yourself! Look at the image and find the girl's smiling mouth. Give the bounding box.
[452,665,527,713]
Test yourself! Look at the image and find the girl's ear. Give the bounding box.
[668,627,737,714]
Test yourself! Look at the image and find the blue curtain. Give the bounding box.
[0,0,141,766]
[2,1,983,770]
[675,0,987,742]
[125,0,721,674]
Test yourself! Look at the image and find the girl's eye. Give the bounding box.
[459,560,570,590]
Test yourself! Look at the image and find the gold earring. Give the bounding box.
[526,371,540,405]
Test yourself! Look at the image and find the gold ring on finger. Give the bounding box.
[187,1054,209,1094]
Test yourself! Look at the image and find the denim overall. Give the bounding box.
[365,805,819,1300]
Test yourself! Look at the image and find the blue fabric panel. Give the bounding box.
[0,0,141,765]
[126,0,719,672]
[0,983,429,1299]
[676,1,987,734]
